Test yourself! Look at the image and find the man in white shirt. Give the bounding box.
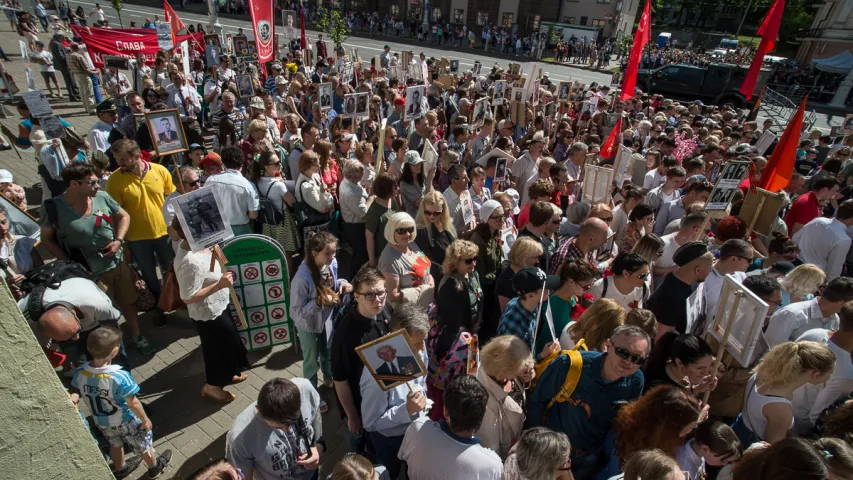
[512,134,545,204]
[698,239,752,334]
[654,211,708,287]
[87,99,117,153]
[444,164,475,235]
[204,146,259,236]
[793,200,853,281]
[399,375,502,480]
[792,302,853,435]
[645,165,686,213]
[765,277,853,347]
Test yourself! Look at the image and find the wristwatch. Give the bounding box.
[117,238,126,246]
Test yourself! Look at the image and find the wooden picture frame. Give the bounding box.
[172,186,234,252]
[706,160,751,212]
[235,74,254,99]
[356,329,427,391]
[145,108,189,156]
[581,165,614,204]
[738,188,786,237]
[708,274,769,368]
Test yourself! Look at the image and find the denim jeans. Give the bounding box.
[89,73,103,105]
[344,418,367,454]
[128,235,174,299]
[367,431,404,479]
[296,328,331,388]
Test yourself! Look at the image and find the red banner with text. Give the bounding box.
[249,0,275,63]
[70,26,204,68]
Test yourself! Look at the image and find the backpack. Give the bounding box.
[293,178,331,227]
[256,181,284,226]
[601,276,649,306]
[530,342,588,417]
[19,260,94,322]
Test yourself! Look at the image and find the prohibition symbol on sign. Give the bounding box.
[265,264,280,277]
[271,307,285,319]
[254,331,268,343]
[251,312,265,324]
[268,286,283,299]
[244,267,259,280]
[273,328,288,340]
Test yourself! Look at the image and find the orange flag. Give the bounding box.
[757,97,807,192]
[164,0,186,46]
[600,116,623,159]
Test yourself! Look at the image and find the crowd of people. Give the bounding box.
[7,4,853,480]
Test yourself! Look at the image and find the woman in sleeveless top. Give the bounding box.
[733,341,835,445]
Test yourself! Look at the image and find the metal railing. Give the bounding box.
[760,86,818,132]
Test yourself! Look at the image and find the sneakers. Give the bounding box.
[146,449,172,479]
[113,455,143,479]
[133,335,155,355]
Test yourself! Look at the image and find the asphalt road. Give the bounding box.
[66,0,841,131]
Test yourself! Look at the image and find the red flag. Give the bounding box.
[249,0,275,63]
[300,8,307,50]
[740,0,785,99]
[163,0,186,46]
[600,116,623,159]
[757,97,807,192]
[620,0,651,101]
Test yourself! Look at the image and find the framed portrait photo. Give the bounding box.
[354,92,370,118]
[356,329,427,391]
[493,80,506,106]
[318,82,333,111]
[234,35,249,57]
[145,109,188,156]
[235,74,254,99]
[172,186,234,252]
[404,85,424,121]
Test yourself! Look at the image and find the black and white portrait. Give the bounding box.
[495,157,507,183]
[472,61,481,75]
[493,80,506,106]
[235,74,254,98]
[318,82,332,111]
[558,82,570,101]
[473,97,490,127]
[450,60,459,73]
[258,21,271,42]
[344,93,357,118]
[405,85,424,121]
[282,10,299,40]
[173,187,233,252]
[355,92,369,118]
[145,108,188,156]
[512,87,523,103]
[356,329,427,390]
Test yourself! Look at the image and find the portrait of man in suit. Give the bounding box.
[158,118,178,142]
[319,84,332,109]
[407,88,421,117]
[375,344,419,386]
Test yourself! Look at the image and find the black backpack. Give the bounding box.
[257,182,285,226]
[19,260,94,322]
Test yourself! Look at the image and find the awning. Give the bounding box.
[813,50,853,74]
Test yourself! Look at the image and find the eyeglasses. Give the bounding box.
[735,255,754,263]
[488,214,503,221]
[600,216,614,222]
[463,257,477,264]
[613,346,647,366]
[579,282,593,291]
[395,227,415,235]
[188,179,201,187]
[550,219,562,225]
[637,272,650,280]
[268,161,281,167]
[424,210,443,217]
[358,290,387,301]
[86,179,98,187]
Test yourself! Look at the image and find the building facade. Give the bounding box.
[797,0,853,63]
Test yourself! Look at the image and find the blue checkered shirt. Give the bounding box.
[497,297,539,350]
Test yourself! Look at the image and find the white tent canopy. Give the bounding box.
[813,50,853,74]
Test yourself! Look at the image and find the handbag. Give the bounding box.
[129,264,157,312]
[158,262,186,312]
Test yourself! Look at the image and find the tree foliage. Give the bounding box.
[315,8,350,53]
[111,0,123,27]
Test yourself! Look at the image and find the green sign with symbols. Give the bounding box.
[222,234,293,351]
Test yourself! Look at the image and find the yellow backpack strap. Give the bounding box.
[544,350,584,412]
[574,339,588,351]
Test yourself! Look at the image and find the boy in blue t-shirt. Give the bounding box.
[71,327,172,478]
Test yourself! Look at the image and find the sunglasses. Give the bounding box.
[463,257,476,264]
[600,216,614,222]
[268,161,281,167]
[188,179,201,187]
[85,179,98,186]
[396,227,415,235]
[358,290,387,301]
[550,219,562,225]
[488,214,503,221]
[637,272,650,280]
[613,346,647,366]
[425,210,443,217]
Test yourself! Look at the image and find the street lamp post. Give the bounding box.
[209,0,223,38]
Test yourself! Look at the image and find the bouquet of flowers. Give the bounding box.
[570,293,596,320]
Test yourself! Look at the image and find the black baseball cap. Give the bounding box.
[513,267,560,295]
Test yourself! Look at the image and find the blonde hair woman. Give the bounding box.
[477,335,536,459]
[378,212,434,308]
[354,140,375,189]
[733,341,835,445]
[497,236,544,312]
[779,264,826,308]
[415,190,456,287]
[562,298,627,351]
[438,240,482,320]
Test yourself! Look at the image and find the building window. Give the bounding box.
[580,15,588,25]
[592,18,606,27]
[432,7,441,21]
[477,11,488,25]
[390,4,399,15]
[501,12,514,27]
[563,16,575,23]
[453,8,465,23]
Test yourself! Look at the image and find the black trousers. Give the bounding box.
[194,306,250,387]
[342,221,367,280]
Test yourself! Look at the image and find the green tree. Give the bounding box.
[111,0,123,27]
[314,9,350,56]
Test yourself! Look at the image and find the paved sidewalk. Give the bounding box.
[0,25,349,480]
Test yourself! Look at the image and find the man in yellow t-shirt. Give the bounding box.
[106,139,176,327]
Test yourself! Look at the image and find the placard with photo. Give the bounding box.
[557,81,570,102]
[354,92,370,118]
[472,60,482,75]
[706,160,751,211]
[235,74,254,99]
[450,60,459,73]
[472,97,490,128]
[144,108,188,156]
[343,92,358,118]
[318,82,333,111]
[234,35,249,57]
[172,186,234,252]
[281,9,300,40]
[356,329,427,390]
[404,85,424,121]
[708,274,769,367]
[493,80,506,106]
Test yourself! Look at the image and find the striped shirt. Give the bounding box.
[211,108,245,139]
[71,363,139,428]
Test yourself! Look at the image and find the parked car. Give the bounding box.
[637,63,770,107]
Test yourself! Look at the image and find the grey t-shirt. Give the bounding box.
[225,378,322,480]
[377,243,432,290]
